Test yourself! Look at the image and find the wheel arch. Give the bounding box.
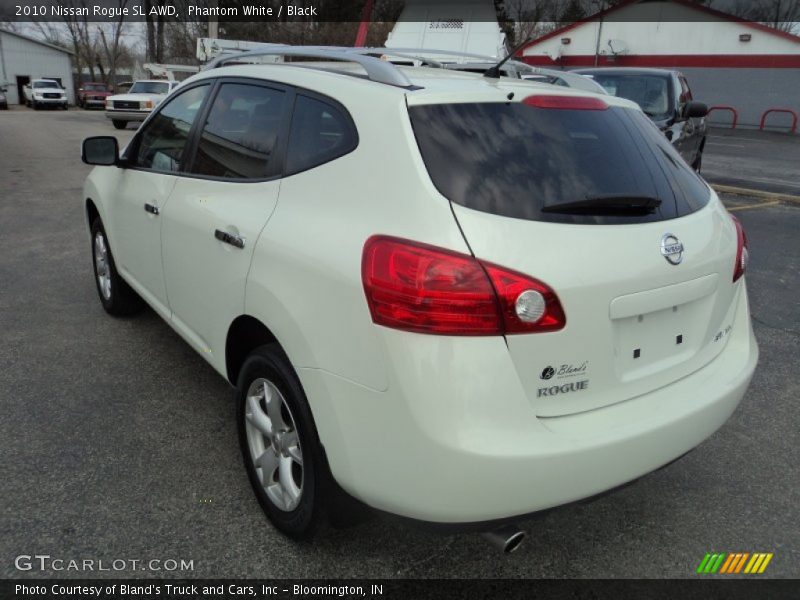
[225,314,280,386]
[85,197,100,230]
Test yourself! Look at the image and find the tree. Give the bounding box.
[144,0,166,62]
[559,0,586,23]
[732,0,800,33]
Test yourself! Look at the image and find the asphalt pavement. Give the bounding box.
[1,107,798,579]
[703,126,800,196]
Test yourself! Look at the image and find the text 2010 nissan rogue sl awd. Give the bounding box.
[80,48,758,540]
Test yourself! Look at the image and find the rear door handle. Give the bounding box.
[144,202,159,215]
[214,229,245,249]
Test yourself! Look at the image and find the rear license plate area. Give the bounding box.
[612,294,714,382]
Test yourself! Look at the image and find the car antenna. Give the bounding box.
[484,37,532,79]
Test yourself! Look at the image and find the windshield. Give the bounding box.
[84,84,107,91]
[587,74,672,118]
[409,101,709,225]
[33,81,60,89]
[129,81,170,95]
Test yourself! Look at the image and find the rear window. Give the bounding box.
[409,102,710,225]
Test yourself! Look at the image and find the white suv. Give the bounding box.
[81,48,758,541]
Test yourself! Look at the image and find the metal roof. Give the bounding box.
[0,28,75,55]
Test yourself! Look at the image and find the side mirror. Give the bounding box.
[684,101,708,119]
[82,136,120,166]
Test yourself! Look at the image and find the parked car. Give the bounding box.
[0,88,8,110]
[78,82,113,109]
[23,79,68,110]
[104,79,180,129]
[575,68,708,170]
[81,50,757,543]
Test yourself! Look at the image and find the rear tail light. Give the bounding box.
[523,95,608,110]
[362,236,566,336]
[731,214,749,282]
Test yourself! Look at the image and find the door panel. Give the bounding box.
[108,170,176,314]
[678,76,702,163]
[161,179,280,361]
[161,81,290,368]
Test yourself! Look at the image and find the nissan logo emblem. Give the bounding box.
[661,233,684,265]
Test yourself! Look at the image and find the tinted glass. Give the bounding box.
[190,83,286,179]
[134,84,209,172]
[589,74,672,118]
[286,95,357,175]
[409,102,710,225]
[34,81,59,89]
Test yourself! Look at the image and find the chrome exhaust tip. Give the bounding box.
[481,525,526,554]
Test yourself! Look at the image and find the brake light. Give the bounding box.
[731,214,749,282]
[362,236,566,335]
[523,95,608,110]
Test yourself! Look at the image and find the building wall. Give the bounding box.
[0,31,75,105]
[521,1,800,63]
[520,2,800,129]
[672,66,800,130]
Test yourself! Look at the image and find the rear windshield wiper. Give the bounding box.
[542,195,662,216]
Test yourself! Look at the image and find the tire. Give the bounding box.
[237,344,333,540]
[90,218,144,316]
[112,120,127,130]
[63,104,68,110]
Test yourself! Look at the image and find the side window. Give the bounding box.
[190,83,286,179]
[285,95,357,175]
[134,84,209,172]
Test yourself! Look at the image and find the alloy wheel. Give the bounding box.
[244,378,304,511]
[93,231,112,300]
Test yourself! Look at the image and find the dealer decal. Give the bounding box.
[540,361,589,380]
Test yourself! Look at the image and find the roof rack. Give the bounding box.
[200,45,599,92]
[202,45,414,88]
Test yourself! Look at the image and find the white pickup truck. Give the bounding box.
[104,79,179,129]
[24,79,68,110]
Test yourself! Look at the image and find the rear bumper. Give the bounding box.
[104,109,149,121]
[300,284,758,523]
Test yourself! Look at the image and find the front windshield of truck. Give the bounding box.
[34,81,59,89]
[129,81,170,95]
